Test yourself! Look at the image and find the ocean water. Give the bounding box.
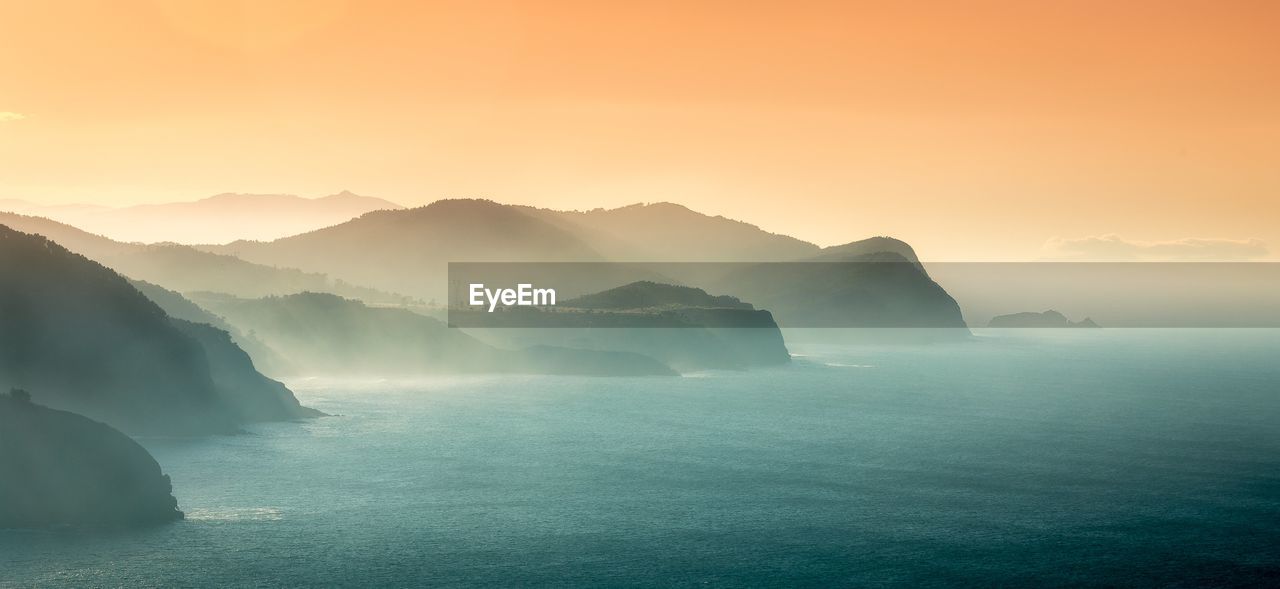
[3,330,1279,587]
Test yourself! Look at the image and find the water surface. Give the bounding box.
[3,330,1279,587]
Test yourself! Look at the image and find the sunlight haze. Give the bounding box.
[2,0,1277,259]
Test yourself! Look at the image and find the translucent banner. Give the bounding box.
[446,262,1280,328]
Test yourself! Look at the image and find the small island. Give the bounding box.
[988,310,1101,328]
[0,389,184,528]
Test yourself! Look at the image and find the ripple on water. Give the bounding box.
[182,507,284,522]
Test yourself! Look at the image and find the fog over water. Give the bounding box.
[3,330,1278,587]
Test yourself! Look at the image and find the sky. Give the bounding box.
[1,0,1277,259]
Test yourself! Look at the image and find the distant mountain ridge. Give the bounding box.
[563,281,755,310]
[128,279,285,367]
[9,196,970,333]
[0,191,402,245]
[0,211,412,303]
[988,310,1101,328]
[524,202,821,262]
[212,199,607,300]
[199,198,968,333]
[0,225,318,434]
[462,281,792,371]
[195,291,677,377]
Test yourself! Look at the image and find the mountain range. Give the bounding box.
[202,198,967,332]
[6,194,970,336]
[0,211,412,303]
[522,202,820,262]
[0,225,318,435]
[0,191,402,244]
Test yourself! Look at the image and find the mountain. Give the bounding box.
[707,242,968,332]
[1,191,402,245]
[463,281,792,372]
[0,225,318,434]
[2,197,971,337]
[0,211,412,303]
[0,211,133,256]
[524,202,821,262]
[169,319,315,421]
[209,199,607,300]
[129,279,288,374]
[562,280,754,310]
[1,390,184,528]
[106,244,410,302]
[129,279,236,332]
[813,236,922,264]
[195,292,676,377]
[201,199,968,333]
[988,310,1101,328]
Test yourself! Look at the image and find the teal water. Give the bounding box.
[3,330,1279,587]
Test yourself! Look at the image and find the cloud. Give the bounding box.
[0,112,27,123]
[1043,234,1269,261]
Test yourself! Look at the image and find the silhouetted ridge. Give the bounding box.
[195,292,675,376]
[169,319,322,421]
[817,236,922,264]
[710,251,968,332]
[526,201,821,262]
[206,199,606,300]
[194,199,968,335]
[130,278,234,331]
[5,191,403,244]
[0,225,318,434]
[130,279,289,375]
[988,310,1102,328]
[1,390,183,528]
[0,211,410,303]
[464,281,791,371]
[564,281,753,310]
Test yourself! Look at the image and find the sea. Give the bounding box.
[3,330,1279,587]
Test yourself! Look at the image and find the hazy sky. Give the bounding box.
[2,0,1277,259]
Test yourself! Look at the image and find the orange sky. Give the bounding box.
[1,0,1278,259]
